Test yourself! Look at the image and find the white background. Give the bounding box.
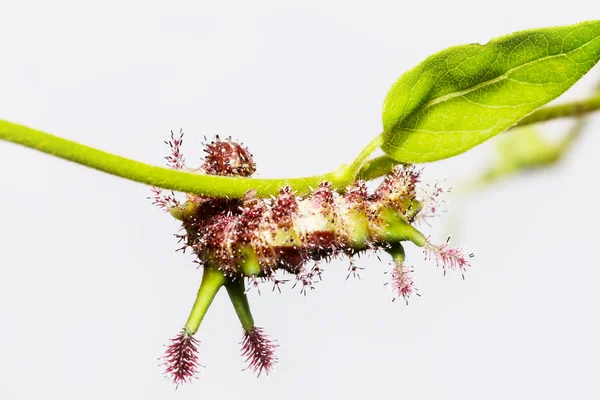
[1,1,600,399]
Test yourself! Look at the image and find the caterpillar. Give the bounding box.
[150,130,472,385]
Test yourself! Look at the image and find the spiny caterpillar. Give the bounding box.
[150,130,472,386]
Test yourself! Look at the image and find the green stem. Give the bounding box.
[1,94,599,199]
[557,118,587,153]
[0,120,336,198]
[357,154,399,181]
[515,94,600,127]
[224,278,255,332]
[340,132,384,181]
[385,242,406,264]
[184,267,227,335]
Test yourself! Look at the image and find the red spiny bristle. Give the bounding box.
[345,180,368,203]
[235,202,265,243]
[272,186,298,228]
[240,327,278,377]
[312,181,334,208]
[375,164,421,200]
[292,265,318,295]
[165,129,186,170]
[247,275,263,295]
[415,181,449,224]
[271,277,288,293]
[149,187,180,211]
[162,329,202,386]
[424,239,473,276]
[399,164,422,187]
[346,258,363,280]
[390,263,418,304]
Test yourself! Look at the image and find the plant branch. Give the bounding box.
[357,154,398,181]
[1,94,599,198]
[341,132,384,181]
[0,120,338,197]
[514,94,600,127]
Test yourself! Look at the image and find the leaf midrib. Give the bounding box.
[399,32,600,124]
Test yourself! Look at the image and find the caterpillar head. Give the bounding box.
[201,135,256,177]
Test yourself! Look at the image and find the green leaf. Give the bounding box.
[381,20,600,163]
